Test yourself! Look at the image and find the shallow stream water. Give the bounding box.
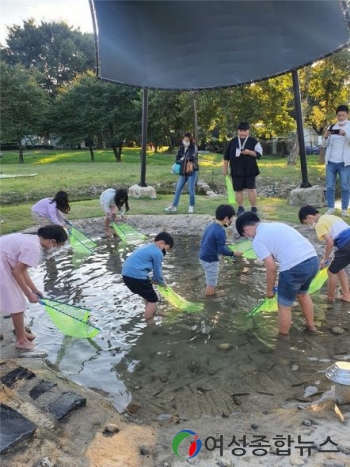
[27,235,350,420]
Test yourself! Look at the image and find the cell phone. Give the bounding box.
[330,129,340,135]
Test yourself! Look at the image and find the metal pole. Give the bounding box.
[292,69,311,188]
[193,93,199,144]
[140,87,148,187]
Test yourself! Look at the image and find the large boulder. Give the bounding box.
[289,185,324,207]
[128,184,157,199]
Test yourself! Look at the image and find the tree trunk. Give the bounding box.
[18,141,24,164]
[117,142,123,159]
[287,135,299,165]
[97,133,104,149]
[89,145,95,162]
[112,145,121,162]
[318,146,325,165]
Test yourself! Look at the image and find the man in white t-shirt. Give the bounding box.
[236,212,319,336]
[322,105,350,217]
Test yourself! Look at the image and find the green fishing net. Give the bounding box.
[225,175,236,204]
[158,286,203,313]
[41,298,100,338]
[69,226,97,254]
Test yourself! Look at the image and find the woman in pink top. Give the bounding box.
[31,191,70,226]
[0,225,67,350]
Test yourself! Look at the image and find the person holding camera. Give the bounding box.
[322,105,350,217]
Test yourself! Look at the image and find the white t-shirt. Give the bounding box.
[99,188,125,215]
[328,121,350,163]
[252,223,317,272]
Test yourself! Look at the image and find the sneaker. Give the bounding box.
[188,206,194,214]
[342,209,349,217]
[165,206,177,212]
[251,207,258,213]
[237,206,245,216]
[325,208,335,215]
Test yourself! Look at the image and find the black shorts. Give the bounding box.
[328,241,350,274]
[231,175,256,191]
[122,276,158,303]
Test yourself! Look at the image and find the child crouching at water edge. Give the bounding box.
[31,191,70,227]
[100,188,129,238]
[199,204,242,296]
[299,205,350,302]
[122,232,174,320]
[0,226,68,351]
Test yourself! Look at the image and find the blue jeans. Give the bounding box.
[326,162,350,210]
[172,171,198,207]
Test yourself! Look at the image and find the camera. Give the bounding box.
[330,129,340,135]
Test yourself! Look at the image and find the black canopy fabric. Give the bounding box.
[91,0,349,90]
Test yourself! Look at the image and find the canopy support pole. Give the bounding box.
[292,69,311,188]
[140,87,148,187]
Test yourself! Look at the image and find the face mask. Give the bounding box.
[183,141,190,147]
[46,246,60,255]
[162,248,167,256]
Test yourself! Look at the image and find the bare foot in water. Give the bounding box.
[15,339,35,350]
[339,295,350,302]
[26,332,36,341]
[305,324,318,333]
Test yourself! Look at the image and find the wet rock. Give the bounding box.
[290,363,299,371]
[162,395,175,404]
[126,402,141,414]
[0,403,37,454]
[216,460,231,467]
[48,391,86,420]
[163,462,171,467]
[338,442,350,455]
[302,419,312,426]
[304,386,318,397]
[218,343,232,351]
[323,461,345,467]
[331,327,345,335]
[39,457,54,467]
[1,366,36,387]
[251,423,259,430]
[157,413,172,421]
[29,380,57,400]
[289,457,305,465]
[159,375,168,383]
[103,423,120,435]
[188,361,200,373]
[17,350,48,359]
[139,446,150,455]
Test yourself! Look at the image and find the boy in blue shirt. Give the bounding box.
[199,205,242,296]
[122,232,174,319]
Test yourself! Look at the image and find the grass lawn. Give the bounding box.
[0,147,327,234]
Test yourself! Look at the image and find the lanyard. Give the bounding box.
[238,137,248,150]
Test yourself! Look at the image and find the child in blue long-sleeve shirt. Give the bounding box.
[199,204,242,296]
[122,232,174,319]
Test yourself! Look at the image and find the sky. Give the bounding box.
[0,0,94,44]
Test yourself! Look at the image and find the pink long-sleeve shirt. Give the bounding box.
[31,198,66,225]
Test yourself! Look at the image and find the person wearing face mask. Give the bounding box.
[199,205,242,296]
[165,132,199,214]
[0,225,68,351]
[236,212,318,337]
[122,231,174,320]
[322,105,350,217]
[299,205,350,302]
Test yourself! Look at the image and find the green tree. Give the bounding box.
[0,61,49,163]
[52,73,140,162]
[1,19,95,96]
